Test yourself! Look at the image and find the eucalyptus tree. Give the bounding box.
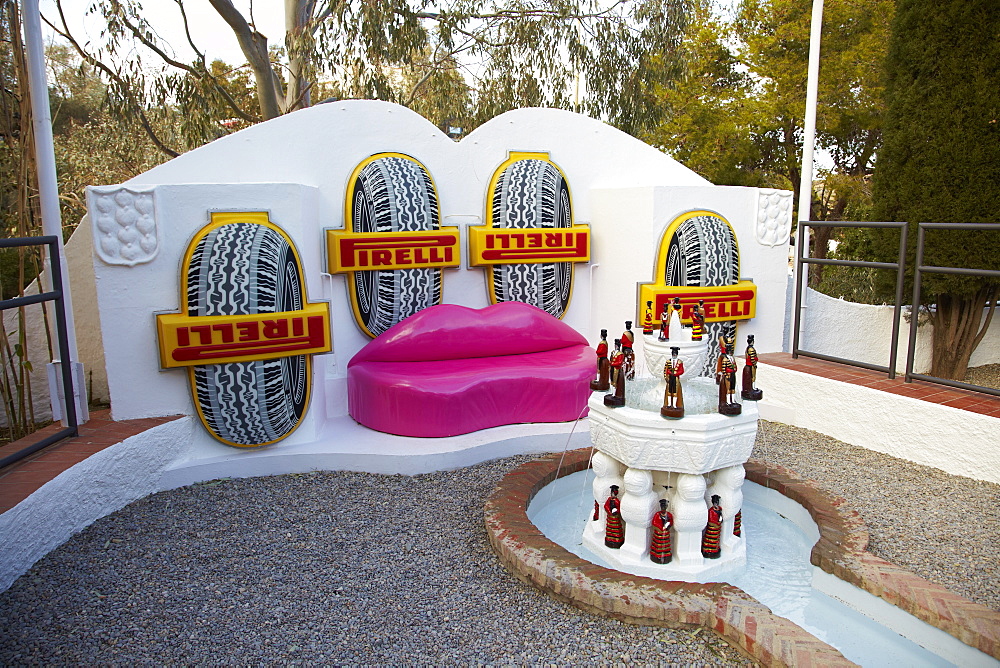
[47,0,690,156]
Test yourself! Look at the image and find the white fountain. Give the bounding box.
[583,309,758,581]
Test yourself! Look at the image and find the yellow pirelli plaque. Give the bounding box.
[157,303,332,368]
[468,226,591,266]
[326,229,461,273]
[637,283,757,325]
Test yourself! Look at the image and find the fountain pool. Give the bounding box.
[528,468,993,667]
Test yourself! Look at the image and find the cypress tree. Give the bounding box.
[871,0,1000,379]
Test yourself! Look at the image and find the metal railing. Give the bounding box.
[792,220,909,378]
[0,236,78,468]
[904,222,1000,397]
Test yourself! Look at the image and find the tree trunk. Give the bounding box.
[209,0,283,120]
[928,288,999,380]
[284,0,317,112]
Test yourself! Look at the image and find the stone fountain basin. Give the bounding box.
[587,392,758,474]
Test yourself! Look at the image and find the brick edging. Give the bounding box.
[484,450,857,667]
[745,461,1000,659]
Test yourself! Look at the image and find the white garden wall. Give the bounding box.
[799,287,1000,374]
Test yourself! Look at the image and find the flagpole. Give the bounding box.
[22,0,88,423]
[796,0,824,349]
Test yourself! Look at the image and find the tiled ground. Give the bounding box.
[758,352,1000,417]
[0,409,182,513]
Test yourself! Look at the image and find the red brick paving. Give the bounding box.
[0,409,183,513]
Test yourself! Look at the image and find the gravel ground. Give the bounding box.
[1,420,997,665]
[754,421,1000,612]
[0,456,746,666]
[965,363,1000,390]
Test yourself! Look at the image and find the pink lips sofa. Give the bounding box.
[347,302,593,437]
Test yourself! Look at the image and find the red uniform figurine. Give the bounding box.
[621,321,635,380]
[590,329,610,391]
[741,334,762,401]
[690,301,705,341]
[604,485,625,548]
[604,339,626,407]
[643,301,654,335]
[660,346,685,419]
[716,332,741,415]
[650,499,673,564]
[658,302,670,341]
[702,495,723,559]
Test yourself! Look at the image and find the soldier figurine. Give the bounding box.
[658,301,670,341]
[604,486,625,548]
[621,321,635,380]
[590,329,611,391]
[604,339,626,407]
[701,495,723,559]
[741,334,763,401]
[650,499,674,564]
[716,332,741,415]
[690,300,706,341]
[660,346,685,419]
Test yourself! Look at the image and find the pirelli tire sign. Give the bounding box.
[156,212,332,449]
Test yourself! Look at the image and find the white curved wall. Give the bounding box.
[800,287,1000,374]
[87,102,792,432]
[756,362,1000,485]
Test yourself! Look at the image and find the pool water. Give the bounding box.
[528,469,962,667]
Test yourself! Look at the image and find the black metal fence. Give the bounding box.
[904,222,1000,398]
[793,220,1000,396]
[0,236,79,468]
[792,220,908,378]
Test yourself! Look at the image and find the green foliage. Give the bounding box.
[647,0,891,224]
[642,1,789,188]
[397,50,473,134]
[848,0,1000,379]
[0,0,41,440]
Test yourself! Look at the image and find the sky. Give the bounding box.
[39,0,286,68]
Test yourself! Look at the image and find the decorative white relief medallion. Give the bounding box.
[755,189,793,247]
[88,186,158,266]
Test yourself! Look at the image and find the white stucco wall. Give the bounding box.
[756,362,1000,485]
[0,416,195,591]
[590,186,790,360]
[799,287,1000,374]
[87,102,792,433]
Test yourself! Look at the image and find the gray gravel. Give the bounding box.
[965,363,1000,390]
[1,420,996,665]
[0,456,745,666]
[754,421,1000,612]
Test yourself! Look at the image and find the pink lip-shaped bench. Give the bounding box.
[347,302,593,437]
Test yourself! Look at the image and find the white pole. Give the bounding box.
[796,0,824,347]
[22,0,88,422]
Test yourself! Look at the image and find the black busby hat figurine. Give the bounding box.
[742,333,762,401]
